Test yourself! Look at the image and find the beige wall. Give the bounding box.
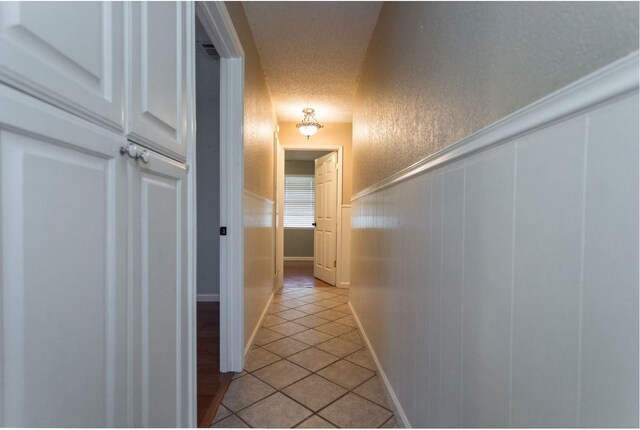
[226,2,276,200]
[353,1,639,194]
[279,121,352,204]
[226,2,277,350]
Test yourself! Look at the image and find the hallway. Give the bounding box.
[212,262,397,428]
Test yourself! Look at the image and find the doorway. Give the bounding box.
[194,15,232,427]
[278,147,345,289]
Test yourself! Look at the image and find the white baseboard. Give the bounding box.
[349,302,411,428]
[284,256,314,261]
[196,294,219,302]
[244,293,274,358]
[339,282,350,289]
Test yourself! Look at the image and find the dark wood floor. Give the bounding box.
[197,302,232,427]
[283,260,334,289]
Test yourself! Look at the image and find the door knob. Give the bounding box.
[138,149,150,164]
[312,222,317,226]
[120,143,139,159]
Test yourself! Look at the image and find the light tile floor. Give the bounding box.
[213,280,398,428]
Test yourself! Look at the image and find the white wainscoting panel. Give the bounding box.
[350,54,638,428]
[243,191,275,351]
[339,205,351,288]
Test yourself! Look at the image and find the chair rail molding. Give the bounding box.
[351,51,639,202]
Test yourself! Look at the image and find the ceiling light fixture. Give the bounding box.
[296,108,324,139]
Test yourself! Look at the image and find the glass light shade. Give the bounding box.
[298,124,319,137]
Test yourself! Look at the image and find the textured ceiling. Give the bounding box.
[242,1,382,123]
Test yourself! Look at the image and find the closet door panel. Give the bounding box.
[128,2,187,161]
[0,85,127,427]
[0,2,124,131]
[128,150,188,427]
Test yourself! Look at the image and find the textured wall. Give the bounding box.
[226,2,276,200]
[351,91,639,427]
[226,2,277,349]
[279,121,353,203]
[195,19,220,297]
[353,1,639,193]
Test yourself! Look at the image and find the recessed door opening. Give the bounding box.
[194,15,231,428]
[280,149,341,288]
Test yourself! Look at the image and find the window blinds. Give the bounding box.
[284,175,315,228]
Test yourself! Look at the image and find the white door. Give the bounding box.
[127,2,188,162]
[0,85,128,427]
[314,152,338,285]
[127,147,189,427]
[0,2,124,131]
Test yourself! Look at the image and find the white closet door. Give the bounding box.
[127,2,188,162]
[0,85,128,427]
[0,2,124,131]
[127,149,189,427]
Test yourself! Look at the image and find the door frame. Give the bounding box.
[189,4,245,423]
[276,144,344,288]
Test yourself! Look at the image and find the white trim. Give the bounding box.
[185,3,197,426]
[197,294,220,302]
[195,2,243,58]
[351,51,640,202]
[341,204,352,208]
[244,293,274,357]
[339,282,350,289]
[277,145,344,287]
[284,256,314,261]
[349,302,410,428]
[195,2,245,375]
[244,189,274,205]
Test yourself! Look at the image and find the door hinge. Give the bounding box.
[220,226,227,236]
[334,260,337,268]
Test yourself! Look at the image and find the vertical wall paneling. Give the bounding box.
[350,55,639,428]
[510,115,586,427]
[339,205,351,287]
[578,94,639,427]
[439,162,465,427]
[428,172,443,426]
[462,144,515,428]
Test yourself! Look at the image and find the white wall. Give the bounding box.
[243,191,275,348]
[195,19,220,299]
[351,58,639,428]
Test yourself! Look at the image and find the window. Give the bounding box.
[284,175,314,228]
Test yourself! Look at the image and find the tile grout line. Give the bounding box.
[219,283,396,428]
